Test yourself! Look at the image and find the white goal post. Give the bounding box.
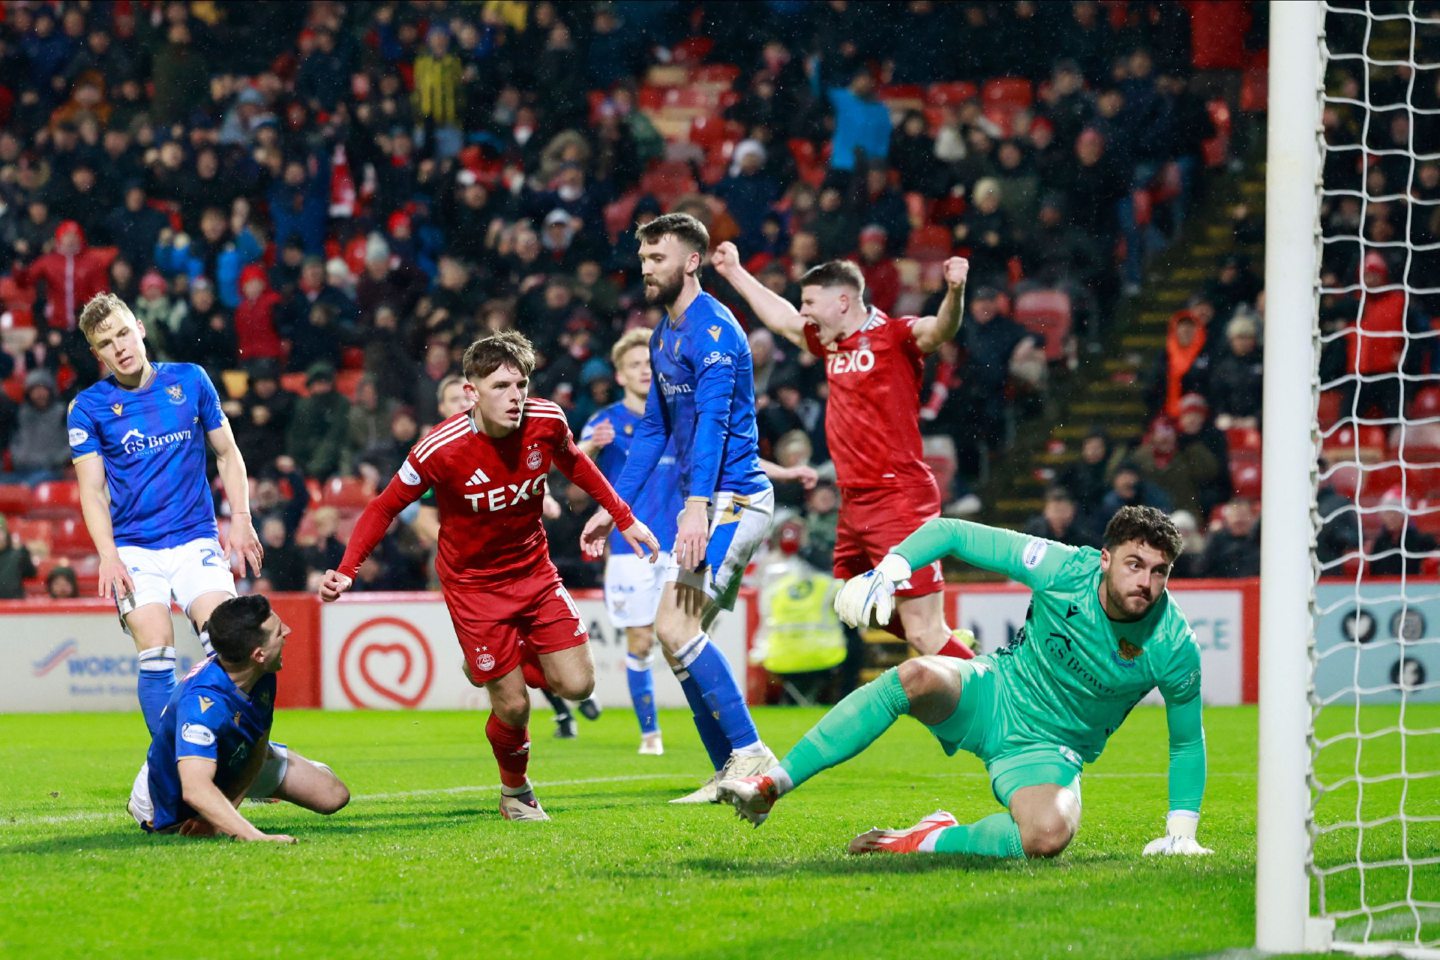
[1259,2,1440,956]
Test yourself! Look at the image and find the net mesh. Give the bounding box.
[1312,2,1440,953]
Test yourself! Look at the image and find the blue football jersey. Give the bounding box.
[67,363,226,549]
[142,658,276,832]
[582,401,682,553]
[615,293,770,504]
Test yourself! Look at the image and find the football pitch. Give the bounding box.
[2,704,1435,960]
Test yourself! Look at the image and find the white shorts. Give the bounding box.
[604,551,674,628]
[127,742,289,830]
[117,536,236,620]
[670,487,773,622]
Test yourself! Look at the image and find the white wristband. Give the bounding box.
[1166,810,1200,839]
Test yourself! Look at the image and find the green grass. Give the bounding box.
[1,705,1436,960]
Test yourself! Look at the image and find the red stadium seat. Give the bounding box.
[905,224,953,262]
[1230,453,1263,500]
[604,191,643,243]
[320,476,376,510]
[1203,99,1231,167]
[30,480,82,519]
[690,115,738,155]
[671,36,714,66]
[926,81,978,107]
[1323,424,1387,464]
[878,84,925,111]
[51,516,94,555]
[1408,385,1440,419]
[1013,289,1073,362]
[281,372,310,397]
[638,85,667,111]
[335,369,363,399]
[1226,426,1262,452]
[691,64,740,87]
[640,161,698,207]
[0,483,33,515]
[1317,389,1343,429]
[982,77,1033,111]
[8,517,53,549]
[904,191,932,227]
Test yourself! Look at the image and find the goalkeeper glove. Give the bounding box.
[1142,811,1213,856]
[834,554,912,628]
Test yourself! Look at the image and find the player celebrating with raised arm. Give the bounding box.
[712,245,974,659]
[67,292,264,736]
[127,594,350,841]
[319,331,659,822]
[582,213,780,803]
[718,506,1211,862]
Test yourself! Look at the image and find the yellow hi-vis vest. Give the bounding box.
[763,570,846,674]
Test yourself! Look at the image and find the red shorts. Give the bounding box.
[834,483,944,597]
[442,573,589,685]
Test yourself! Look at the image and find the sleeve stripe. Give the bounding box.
[70,452,99,464]
[414,418,470,461]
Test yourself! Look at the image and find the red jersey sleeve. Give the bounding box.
[898,314,926,363]
[336,453,428,579]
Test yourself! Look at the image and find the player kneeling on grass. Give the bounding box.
[127,594,349,842]
[717,506,1212,860]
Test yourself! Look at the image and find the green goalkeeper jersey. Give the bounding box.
[894,520,1204,769]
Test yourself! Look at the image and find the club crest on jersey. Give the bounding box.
[1117,638,1143,663]
[526,449,543,470]
[708,324,722,341]
[166,384,185,405]
[111,402,124,416]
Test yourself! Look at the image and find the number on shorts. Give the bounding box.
[200,547,226,569]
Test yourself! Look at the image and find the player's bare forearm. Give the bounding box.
[74,458,118,558]
[914,257,969,354]
[179,759,268,841]
[716,247,808,348]
[576,439,604,459]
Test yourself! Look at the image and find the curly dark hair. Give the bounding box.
[1103,505,1183,561]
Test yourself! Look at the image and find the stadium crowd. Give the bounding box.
[0,0,1284,599]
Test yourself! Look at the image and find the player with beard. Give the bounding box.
[712,244,974,660]
[583,213,779,803]
[717,507,1212,863]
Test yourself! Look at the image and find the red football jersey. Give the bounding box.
[338,397,633,589]
[803,308,936,490]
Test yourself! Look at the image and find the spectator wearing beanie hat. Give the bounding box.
[234,263,285,363]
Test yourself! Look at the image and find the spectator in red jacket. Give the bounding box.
[855,224,899,314]
[13,220,114,331]
[234,263,285,364]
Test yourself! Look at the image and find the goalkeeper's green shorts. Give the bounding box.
[923,656,1084,808]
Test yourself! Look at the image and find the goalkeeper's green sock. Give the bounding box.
[776,667,910,792]
[923,813,1025,858]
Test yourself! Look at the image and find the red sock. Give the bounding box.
[486,713,531,789]
[937,635,975,660]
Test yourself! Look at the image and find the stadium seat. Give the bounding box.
[3,375,23,404]
[904,191,932,228]
[637,85,667,111]
[8,517,53,549]
[281,372,310,397]
[922,435,958,498]
[878,84,926,112]
[1317,389,1342,429]
[1322,424,1387,464]
[1226,426,1262,452]
[670,36,714,66]
[1230,453,1263,500]
[640,161,698,208]
[30,481,82,519]
[905,224,952,262]
[691,64,740,87]
[982,77,1033,111]
[336,369,363,399]
[319,476,375,510]
[926,81,978,107]
[1203,99,1231,167]
[51,516,94,555]
[0,483,33,515]
[1407,384,1440,420]
[1391,422,1440,464]
[604,191,643,243]
[1013,289,1073,362]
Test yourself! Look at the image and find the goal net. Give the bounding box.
[1271,1,1440,956]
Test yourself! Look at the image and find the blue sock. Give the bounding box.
[626,653,660,735]
[676,632,760,752]
[675,666,731,770]
[136,646,177,737]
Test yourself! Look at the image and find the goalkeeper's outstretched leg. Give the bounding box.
[719,655,1085,859]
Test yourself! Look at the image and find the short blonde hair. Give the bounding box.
[78,292,134,342]
[610,328,652,367]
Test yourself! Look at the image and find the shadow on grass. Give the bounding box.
[663,851,1129,877]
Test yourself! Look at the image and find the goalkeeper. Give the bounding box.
[717,505,1210,860]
